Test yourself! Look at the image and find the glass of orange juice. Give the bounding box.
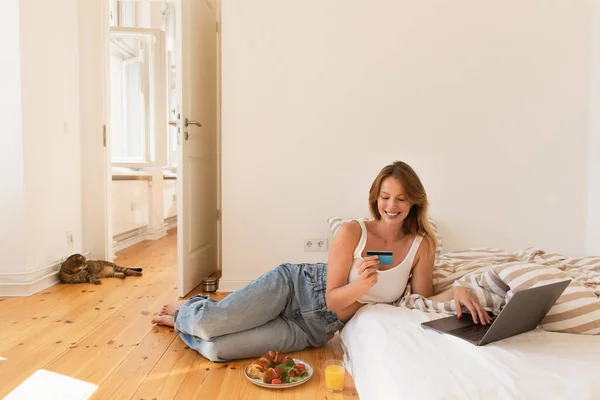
[324,359,345,392]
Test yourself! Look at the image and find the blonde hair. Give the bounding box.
[368,161,438,249]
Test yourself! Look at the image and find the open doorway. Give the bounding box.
[108,1,178,257]
[104,0,220,298]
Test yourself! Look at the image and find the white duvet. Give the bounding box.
[339,304,600,400]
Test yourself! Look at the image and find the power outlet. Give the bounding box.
[304,238,329,252]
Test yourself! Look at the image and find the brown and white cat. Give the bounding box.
[59,254,143,285]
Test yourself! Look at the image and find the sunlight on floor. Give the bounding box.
[0,356,5,361]
[144,369,190,381]
[4,369,97,400]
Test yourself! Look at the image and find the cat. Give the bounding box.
[59,254,143,285]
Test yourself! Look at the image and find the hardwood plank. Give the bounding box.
[216,360,262,400]
[43,272,178,384]
[0,275,159,352]
[0,246,163,348]
[172,356,229,400]
[129,332,198,400]
[89,327,177,400]
[0,236,165,321]
[0,230,177,398]
[169,338,359,400]
[0,267,173,397]
[0,229,360,399]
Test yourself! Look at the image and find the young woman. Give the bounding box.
[152,161,490,362]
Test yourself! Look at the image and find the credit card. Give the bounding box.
[366,250,393,265]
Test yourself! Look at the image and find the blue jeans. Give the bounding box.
[173,263,345,362]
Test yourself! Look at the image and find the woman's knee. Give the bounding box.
[201,340,231,362]
[201,337,271,362]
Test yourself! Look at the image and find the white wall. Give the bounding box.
[135,1,163,29]
[80,0,110,261]
[163,179,178,219]
[222,0,591,283]
[588,1,600,256]
[112,178,177,237]
[112,181,150,235]
[20,0,83,271]
[0,0,26,274]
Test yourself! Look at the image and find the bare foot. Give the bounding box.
[151,314,175,327]
[160,300,186,316]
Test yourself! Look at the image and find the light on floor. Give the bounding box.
[4,369,97,400]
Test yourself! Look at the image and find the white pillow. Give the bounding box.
[326,216,443,265]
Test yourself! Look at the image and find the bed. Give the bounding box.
[340,305,600,400]
[338,247,600,400]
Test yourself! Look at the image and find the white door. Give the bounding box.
[176,0,218,297]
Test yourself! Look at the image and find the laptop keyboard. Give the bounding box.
[451,324,491,341]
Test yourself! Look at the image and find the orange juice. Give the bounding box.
[325,364,345,392]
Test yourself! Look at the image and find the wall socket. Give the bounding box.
[304,238,329,252]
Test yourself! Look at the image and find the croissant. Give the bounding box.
[262,367,285,383]
[246,358,271,379]
[246,350,295,382]
[265,350,291,365]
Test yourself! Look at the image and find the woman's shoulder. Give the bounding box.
[416,232,436,258]
[331,220,364,255]
[337,219,363,238]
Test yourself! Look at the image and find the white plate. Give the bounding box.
[244,358,313,389]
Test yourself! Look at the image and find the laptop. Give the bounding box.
[421,279,571,346]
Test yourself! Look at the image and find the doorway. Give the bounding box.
[103,0,220,298]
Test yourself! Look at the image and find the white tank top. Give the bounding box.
[348,220,423,304]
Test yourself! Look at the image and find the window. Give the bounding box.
[108,0,118,27]
[163,4,178,169]
[110,1,136,28]
[110,27,167,167]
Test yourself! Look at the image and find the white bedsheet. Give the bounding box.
[339,304,600,400]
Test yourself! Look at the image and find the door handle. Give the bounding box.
[185,118,202,128]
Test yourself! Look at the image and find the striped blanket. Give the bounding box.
[395,248,600,335]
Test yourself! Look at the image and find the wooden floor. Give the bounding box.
[0,229,359,399]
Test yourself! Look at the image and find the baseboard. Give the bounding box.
[217,279,251,293]
[0,252,90,297]
[164,216,177,231]
[113,230,148,253]
[146,222,168,240]
[144,230,167,241]
[0,273,60,297]
[113,218,176,253]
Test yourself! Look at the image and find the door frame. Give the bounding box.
[81,0,222,278]
[80,0,112,263]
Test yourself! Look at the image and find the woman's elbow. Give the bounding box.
[326,292,340,313]
[413,286,433,299]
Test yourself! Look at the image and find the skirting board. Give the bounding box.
[144,230,168,241]
[0,273,60,297]
[0,252,90,297]
[113,234,147,254]
[217,280,251,293]
[164,216,177,232]
[113,220,176,253]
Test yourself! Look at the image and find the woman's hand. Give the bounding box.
[353,255,379,295]
[454,286,492,325]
